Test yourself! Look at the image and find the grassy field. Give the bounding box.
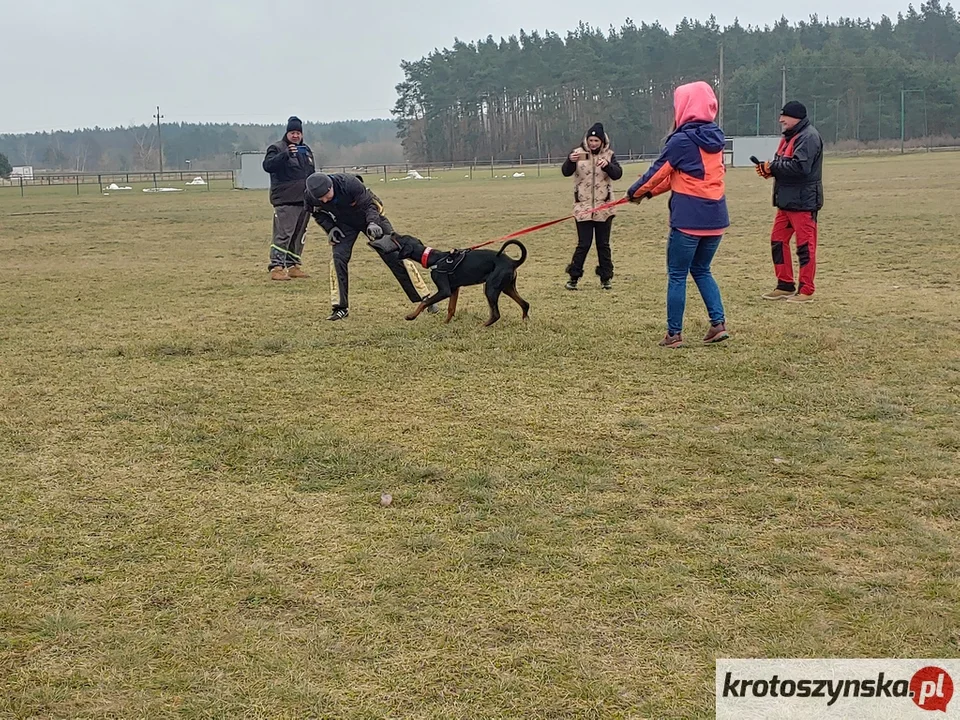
[1,154,958,719]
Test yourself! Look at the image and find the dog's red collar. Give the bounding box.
[420,248,433,268]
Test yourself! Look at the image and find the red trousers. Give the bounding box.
[770,209,818,295]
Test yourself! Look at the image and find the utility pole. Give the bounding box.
[155,106,164,172]
[878,93,882,142]
[535,120,542,177]
[718,43,724,128]
[900,89,905,154]
[781,66,787,106]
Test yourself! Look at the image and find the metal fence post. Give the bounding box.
[76,175,80,195]
[20,177,24,197]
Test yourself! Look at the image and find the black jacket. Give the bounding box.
[307,173,382,232]
[262,137,315,206]
[770,118,824,212]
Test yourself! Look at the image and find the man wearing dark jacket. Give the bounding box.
[756,101,824,302]
[263,116,315,280]
[304,172,435,321]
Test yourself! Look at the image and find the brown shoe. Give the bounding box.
[270,267,291,281]
[703,322,730,344]
[287,265,309,279]
[659,333,683,349]
[786,292,814,303]
[762,288,795,300]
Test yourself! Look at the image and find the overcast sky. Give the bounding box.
[1,0,909,134]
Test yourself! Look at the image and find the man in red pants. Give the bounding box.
[756,101,824,302]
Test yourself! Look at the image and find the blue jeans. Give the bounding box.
[666,229,725,335]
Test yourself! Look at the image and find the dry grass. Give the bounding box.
[1,154,959,719]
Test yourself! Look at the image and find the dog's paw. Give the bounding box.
[405,313,418,321]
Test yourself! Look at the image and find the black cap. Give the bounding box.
[780,101,807,120]
[286,116,303,133]
[305,172,332,204]
[587,122,605,140]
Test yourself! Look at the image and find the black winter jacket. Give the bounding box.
[307,173,382,232]
[770,118,824,212]
[262,137,315,206]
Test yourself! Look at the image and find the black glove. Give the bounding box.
[366,222,383,239]
[328,227,345,244]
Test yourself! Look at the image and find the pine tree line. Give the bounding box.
[0,120,403,173]
[393,2,960,161]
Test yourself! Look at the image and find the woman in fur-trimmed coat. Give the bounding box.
[561,122,623,290]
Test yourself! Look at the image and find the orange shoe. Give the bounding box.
[287,265,309,279]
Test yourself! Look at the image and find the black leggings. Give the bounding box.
[567,218,614,281]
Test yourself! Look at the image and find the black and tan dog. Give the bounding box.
[370,233,530,326]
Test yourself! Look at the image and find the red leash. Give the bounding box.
[468,196,630,250]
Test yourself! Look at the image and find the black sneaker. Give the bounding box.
[565,280,578,291]
[327,308,349,321]
[601,279,612,290]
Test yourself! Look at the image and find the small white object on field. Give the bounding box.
[380,493,393,507]
[773,457,786,465]
[513,172,525,177]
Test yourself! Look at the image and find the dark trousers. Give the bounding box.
[567,218,614,281]
[330,216,424,310]
[269,204,308,269]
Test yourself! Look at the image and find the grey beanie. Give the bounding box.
[305,172,332,203]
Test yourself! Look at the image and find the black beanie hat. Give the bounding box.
[780,101,807,120]
[305,172,332,204]
[286,116,303,133]
[586,122,605,140]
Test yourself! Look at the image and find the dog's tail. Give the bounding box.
[497,240,527,266]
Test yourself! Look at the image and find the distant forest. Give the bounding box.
[3,2,959,171]
[0,120,403,173]
[393,2,960,160]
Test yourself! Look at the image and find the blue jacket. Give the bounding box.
[627,121,730,232]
